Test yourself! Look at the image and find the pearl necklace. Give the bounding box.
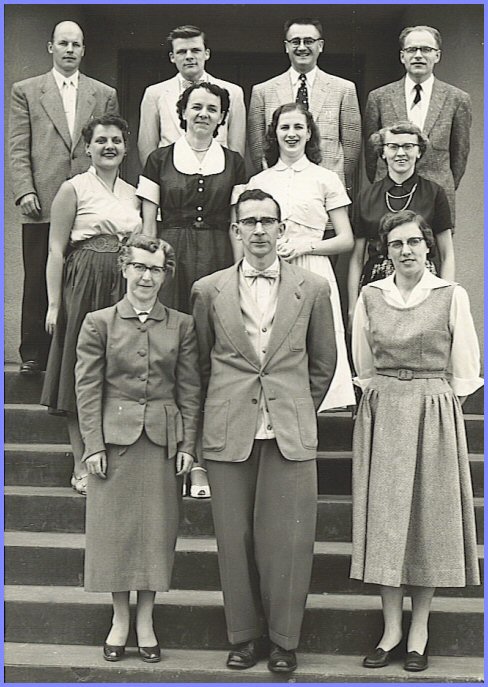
[188,142,212,153]
[385,183,418,213]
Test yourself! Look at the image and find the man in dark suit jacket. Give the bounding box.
[248,17,361,191]
[191,189,337,674]
[9,20,118,374]
[364,25,472,219]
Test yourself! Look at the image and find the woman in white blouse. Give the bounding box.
[41,115,142,495]
[240,102,355,410]
[351,210,482,673]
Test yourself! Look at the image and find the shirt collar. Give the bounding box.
[274,155,311,172]
[241,257,280,274]
[369,269,450,294]
[173,135,224,175]
[289,66,317,89]
[178,71,208,89]
[385,171,419,191]
[405,73,434,98]
[87,165,121,194]
[52,67,79,90]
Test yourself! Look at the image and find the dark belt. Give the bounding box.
[377,369,446,381]
[74,234,120,253]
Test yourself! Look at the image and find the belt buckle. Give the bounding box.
[397,368,414,381]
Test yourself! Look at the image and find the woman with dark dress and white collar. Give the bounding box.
[137,82,246,498]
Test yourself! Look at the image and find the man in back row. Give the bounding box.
[138,24,246,166]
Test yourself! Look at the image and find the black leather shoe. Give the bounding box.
[268,642,297,673]
[226,640,258,669]
[138,645,161,663]
[363,647,394,668]
[20,360,40,376]
[103,643,125,662]
[404,648,428,672]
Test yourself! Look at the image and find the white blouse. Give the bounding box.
[352,271,483,396]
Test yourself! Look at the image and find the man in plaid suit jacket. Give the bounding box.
[364,25,472,219]
[247,17,361,191]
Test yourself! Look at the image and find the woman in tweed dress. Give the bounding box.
[350,211,481,672]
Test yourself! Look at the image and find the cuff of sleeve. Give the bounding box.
[82,442,107,462]
[136,175,160,204]
[353,376,372,391]
[450,376,484,397]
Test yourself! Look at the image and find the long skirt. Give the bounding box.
[84,432,180,592]
[350,376,480,587]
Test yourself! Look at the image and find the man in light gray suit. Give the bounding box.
[138,24,246,166]
[248,17,361,191]
[364,25,472,218]
[9,20,118,374]
[192,189,336,674]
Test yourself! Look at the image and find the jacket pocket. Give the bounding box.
[294,397,317,449]
[202,399,230,452]
[289,317,308,351]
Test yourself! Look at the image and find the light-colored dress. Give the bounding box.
[238,156,355,410]
[350,271,482,587]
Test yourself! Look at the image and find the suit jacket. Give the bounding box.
[248,68,361,187]
[137,72,247,166]
[191,260,337,463]
[9,71,119,224]
[364,76,472,217]
[75,297,201,462]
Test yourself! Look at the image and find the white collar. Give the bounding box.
[274,155,311,172]
[177,71,208,88]
[87,165,121,194]
[52,67,79,89]
[173,135,225,175]
[241,257,280,274]
[289,66,317,88]
[405,73,434,97]
[369,270,451,306]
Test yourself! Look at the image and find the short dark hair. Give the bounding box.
[378,210,436,257]
[264,102,322,167]
[399,25,442,50]
[284,17,323,39]
[235,189,281,222]
[167,25,206,49]
[370,120,429,159]
[119,233,176,277]
[82,115,130,145]
[176,82,230,135]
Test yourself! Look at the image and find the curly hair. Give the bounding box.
[119,233,176,277]
[264,103,322,167]
[378,210,436,258]
[176,82,230,136]
[82,114,130,145]
[370,120,428,159]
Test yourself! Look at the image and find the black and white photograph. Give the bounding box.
[4,3,484,682]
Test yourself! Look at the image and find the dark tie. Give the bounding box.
[296,74,309,109]
[412,84,422,107]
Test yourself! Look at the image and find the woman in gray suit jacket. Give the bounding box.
[75,234,200,662]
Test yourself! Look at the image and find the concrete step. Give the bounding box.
[5,532,483,598]
[5,586,483,656]
[4,643,484,683]
[5,404,484,452]
[5,487,484,544]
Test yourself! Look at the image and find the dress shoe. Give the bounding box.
[226,640,258,669]
[138,645,161,663]
[20,360,40,376]
[404,646,428,672]
[363,646,395,668]
[268,642,297,673]
[103,643,125,662]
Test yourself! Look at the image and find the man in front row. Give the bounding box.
[191,189,336,673]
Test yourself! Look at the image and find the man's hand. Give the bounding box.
[85,451,107,478]
[176,451,194,476]
[19,193,41,219]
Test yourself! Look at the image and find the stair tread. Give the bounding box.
[4,643,484,682]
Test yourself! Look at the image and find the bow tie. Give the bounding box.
[243,267,279,281]
[182,78,205,90]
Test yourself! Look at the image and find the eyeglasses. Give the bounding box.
[127,262,167,276]
[387,237,425,250]
[402,46,439,55]
[383,143,419,153]
[238,217,280,228]
[285,37,321,47]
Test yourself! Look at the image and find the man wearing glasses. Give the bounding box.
[191,189,336,674]
[248,17,361,192]
[364,25,472,218]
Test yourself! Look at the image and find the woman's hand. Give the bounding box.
[176,451,194,476]
[45,305,59,335]
[85,451,107,479]
[277,237,311,261]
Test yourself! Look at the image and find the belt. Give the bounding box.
[74,234,120,253]
[377,369,446,381]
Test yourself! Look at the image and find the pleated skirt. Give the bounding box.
[84,432,180,592]
[350,376,480,587]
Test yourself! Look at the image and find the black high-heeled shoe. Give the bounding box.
[103,643,126,662]
[138,644,161,663]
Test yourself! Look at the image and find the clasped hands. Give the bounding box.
[85,450,194,479]
[277,236,313,261]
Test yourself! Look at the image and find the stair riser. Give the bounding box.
[5,546,483,597]
[4,601,483,656]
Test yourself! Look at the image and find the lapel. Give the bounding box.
[390,78,408,121]
[273,72,294,106]
[422,78,447,136]
[262,261,305,367]
[310,69,328,120]
[164,76,182,134]
[116,295,167,322]
[72,74,96,151]
[39,72,71,151]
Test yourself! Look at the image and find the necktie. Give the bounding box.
[62,80,76,139]
[296,74,309,110]
[182,78,205,90]
[412,83,422,107]
[243,267,279,283]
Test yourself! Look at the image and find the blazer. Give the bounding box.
[75,297,201,462]
[9,71,119,224]
[191,260,337,463]
[248,68,361,187]
[137,72,247,166]
[364,76,472,217]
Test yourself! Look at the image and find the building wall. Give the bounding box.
[4,4,483,364]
